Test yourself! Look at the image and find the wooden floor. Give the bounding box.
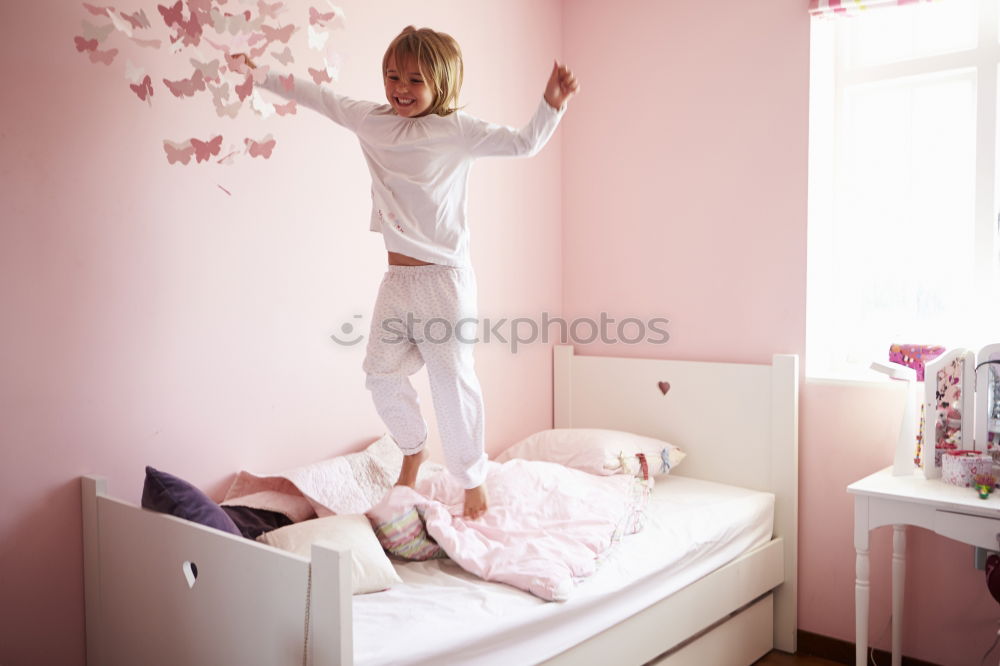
[754,651,844,666]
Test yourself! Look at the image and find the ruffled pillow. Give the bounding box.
[494,429,685,484]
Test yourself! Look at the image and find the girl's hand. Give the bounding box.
[544,61,579,111]
[231,52,256,70]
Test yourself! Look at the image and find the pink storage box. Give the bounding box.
[941,450,993,487]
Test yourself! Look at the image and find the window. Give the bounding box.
[808,0,1000,380]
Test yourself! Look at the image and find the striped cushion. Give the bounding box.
[370,506,446,560]
[366,486,446,561]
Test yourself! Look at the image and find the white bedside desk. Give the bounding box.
[848,466,1000,666]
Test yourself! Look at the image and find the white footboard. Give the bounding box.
[81,475,352,666]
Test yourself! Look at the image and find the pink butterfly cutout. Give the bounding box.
[270,46,293,66]
[307,66,331,85]
[163,139,195,165]
[210,85,240,116]
[191,135,223,163]
[130,75,154,101]
[257,0,284,20]
[278,74,294,92]
[213,95,241,118]
[163,69,206,98]
[245,135,276,159]
[309,6,336,26]
[274,100,296,116]
[74,36,98,52]
[157,0,183,27]
[234,72,254,101]
[89,48,118,65]
[260,23,294,43]
[82,3,110,17]
[189,57,222,82]
[175,15,204,46]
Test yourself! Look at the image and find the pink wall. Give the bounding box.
[561,0,808,365]
[562,1,999,665]
[0,1,561,663]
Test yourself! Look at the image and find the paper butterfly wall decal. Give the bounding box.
[74,0,348,168]
[130,74,154,102]
[271,46,293,65]
[657,381,671,396]
[163,139,195,164]
[245,134,276,159]
[190,135,223,162]
[74,36,99,52]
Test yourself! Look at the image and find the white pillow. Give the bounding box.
[494,429,685,482]
[259,514,402,594]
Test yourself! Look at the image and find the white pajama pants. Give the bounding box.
[362,265,488,489]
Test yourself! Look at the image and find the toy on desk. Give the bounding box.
[889,343,945,382]
[974,473,996,500]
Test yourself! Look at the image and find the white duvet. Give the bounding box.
[377,459,648,601]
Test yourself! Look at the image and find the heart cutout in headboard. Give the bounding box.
[182,560,199,589]
[658,381,671,395]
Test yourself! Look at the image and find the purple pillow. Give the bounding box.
[221,505,292,539]
[141,466,242,536]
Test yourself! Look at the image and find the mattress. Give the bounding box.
[352,475,775,666]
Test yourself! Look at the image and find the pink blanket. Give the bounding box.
[373,459,648,601]
[221,434,402,521]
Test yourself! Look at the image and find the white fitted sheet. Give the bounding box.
[352,475,775,666]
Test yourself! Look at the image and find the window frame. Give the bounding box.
[807,0,1000,381]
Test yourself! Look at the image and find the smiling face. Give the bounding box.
[384,55,434,118]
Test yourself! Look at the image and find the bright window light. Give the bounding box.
[808,0,999,380]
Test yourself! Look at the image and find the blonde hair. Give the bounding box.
[382,26,463,117]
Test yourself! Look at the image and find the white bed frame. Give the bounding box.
[81,345,798,666]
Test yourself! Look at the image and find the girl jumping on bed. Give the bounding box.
[234,26,578,520]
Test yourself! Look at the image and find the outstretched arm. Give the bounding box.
[231,53,376,132]
[462,61,580,158]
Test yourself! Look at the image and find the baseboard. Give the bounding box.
[796,630,941,666]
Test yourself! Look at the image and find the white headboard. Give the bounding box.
[552,345,799,651]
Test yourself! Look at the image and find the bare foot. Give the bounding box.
[396,448,428,488]
[463,484,489,520]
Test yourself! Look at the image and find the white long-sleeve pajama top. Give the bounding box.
[259,72,565,267]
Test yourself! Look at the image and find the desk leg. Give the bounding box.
[855,498,870,666]
[891,525,905,666]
